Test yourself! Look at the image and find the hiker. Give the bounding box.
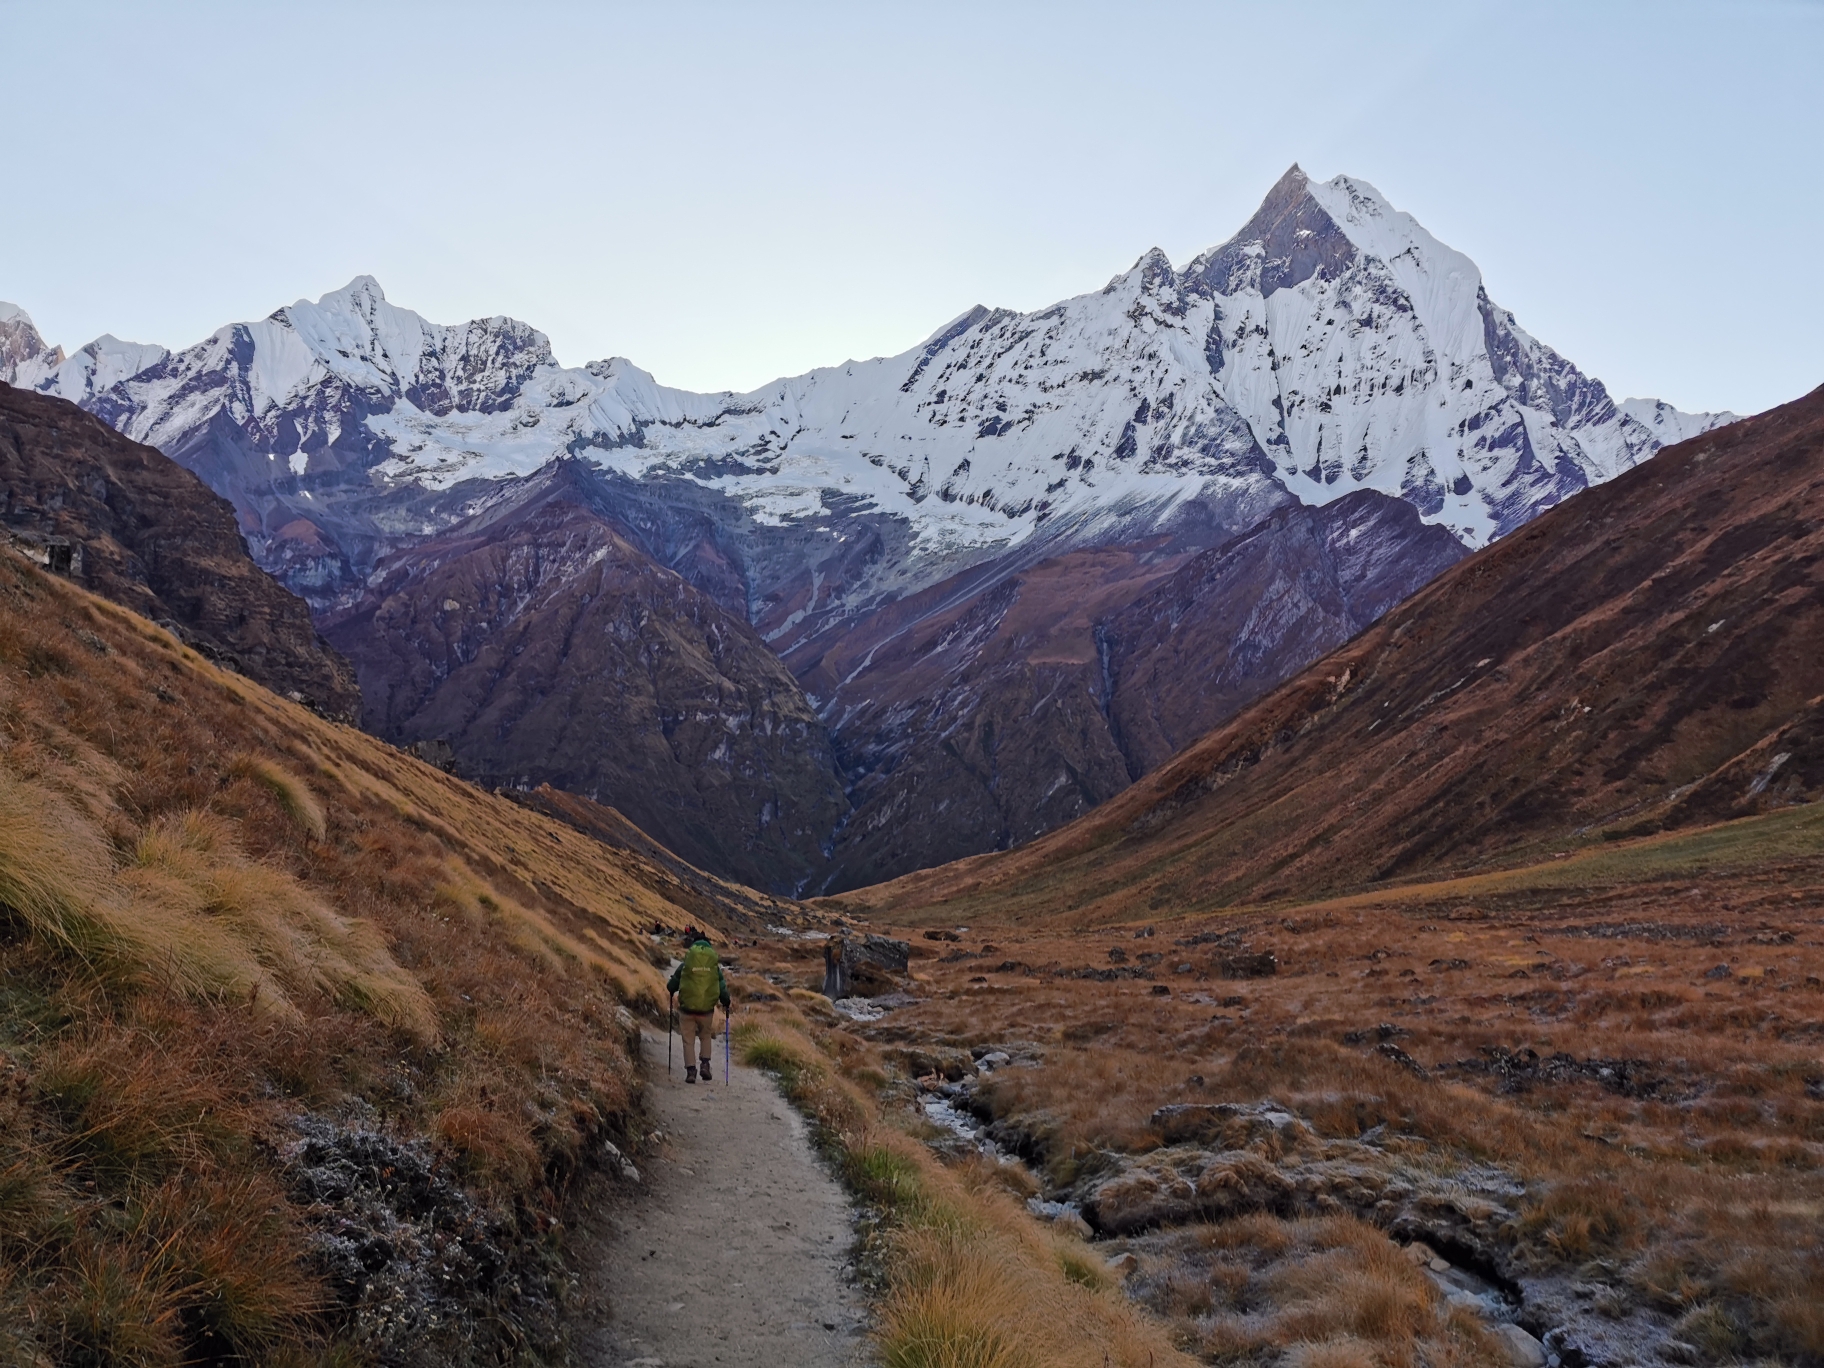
[667,927,730,1083]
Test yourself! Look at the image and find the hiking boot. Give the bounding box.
[700,1058,713,1082]
[685,1065,698,1084]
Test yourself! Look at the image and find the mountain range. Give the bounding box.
[847,382,1824,924]
[0,166,1733,891]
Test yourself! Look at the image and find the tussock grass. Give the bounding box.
[1109,1214,1501,1368]
[1288,798,1824,915]
[0,768,120,964]
[0,774,435,1039]
[835,850,1824,1367]
[234,755,328,840]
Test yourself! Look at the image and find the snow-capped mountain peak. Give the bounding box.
[0,302,64,382]
[13,167,1734,621]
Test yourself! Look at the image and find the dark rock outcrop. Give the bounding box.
[1101,490,1469,777]
[793,542,1184,892]
[323,464,848,894]
[0,382,359,717]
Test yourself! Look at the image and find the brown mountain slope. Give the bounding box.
[842,385,1824,923]
[792,489,1463,892]
[0,543,798,1363]
[324,461,849,893]
[0,381,360,716]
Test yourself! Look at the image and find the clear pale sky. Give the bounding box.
[4,1,1820,414]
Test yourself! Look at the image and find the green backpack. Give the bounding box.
[677,942,722,1013]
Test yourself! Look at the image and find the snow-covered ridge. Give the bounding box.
[4,167,1733,598]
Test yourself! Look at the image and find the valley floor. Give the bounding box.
[746,815,1824,1367]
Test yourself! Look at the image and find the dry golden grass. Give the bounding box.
[1126,1214,1497,1368]
[0,553,783,1364]
[730,1000,1196,1368]
[235,754,329,841]
[0,736,435,1038]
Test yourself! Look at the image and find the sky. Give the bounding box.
[3,1,1820,415]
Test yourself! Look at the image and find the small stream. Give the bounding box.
[915,1076,1091,1228]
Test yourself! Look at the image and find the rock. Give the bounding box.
[889,1046,973,1082]
[1403,1241,1437,1265]
[1344,1022,1409,1045]
[1429,1256,1451,1272]
[1376,1041,1429,1076]
[1104,1252,1139,1277]
[824,933,914,996]
[602,1141,642,1184]
[1218,951,1279,978]
[856,935,912,976]
[282,1113,561,1358]
[1492,1323,1547,1368]
[975,1051,1013,1073]
[922,929,961,942]
[1028,1199,1094,1240]
[1082,1146,1297,1235]
[1149,1102,1309,1153]
[1081,1125,1522,1258]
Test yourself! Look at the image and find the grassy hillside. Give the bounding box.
[0,548,781,1365]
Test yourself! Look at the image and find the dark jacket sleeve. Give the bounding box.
[666,964,681,995]
[718,966,731,1009]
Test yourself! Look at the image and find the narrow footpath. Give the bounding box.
[576,1032,871,1368]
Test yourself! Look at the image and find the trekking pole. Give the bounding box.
[667,993,674,1079]
[724,1003,731,1088]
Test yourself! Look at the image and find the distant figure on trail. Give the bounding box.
[668,928,730,1084]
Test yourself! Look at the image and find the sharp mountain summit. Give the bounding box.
[1,167,1733,891]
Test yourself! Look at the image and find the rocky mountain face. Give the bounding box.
[321,461,848,892]
[0,383,359,716]
[0,167,1734,889]
[849,386,1822,922]
[788,489,1465,889]
[1099,489,1469,779]
[0,305,61,378]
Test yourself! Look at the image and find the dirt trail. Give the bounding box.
[577,1031,871,1367]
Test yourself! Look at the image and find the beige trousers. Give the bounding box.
[680,1010,717,1061]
